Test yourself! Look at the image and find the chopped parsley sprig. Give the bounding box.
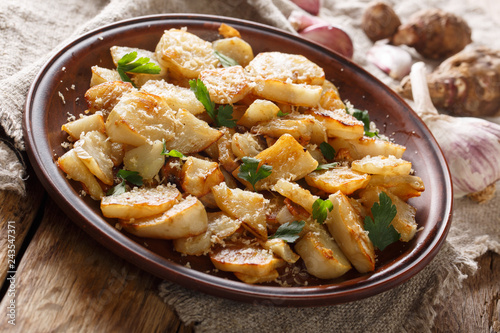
[214,51,239,68]
[312,198,333,224]
[161,140,184,158]
[189,79,236,128]
[364,192,400,250]
[268,220,305,243]
[237,156,272,191]
[116,52,161,88]
[350,108,379,138]
[107,170,143,196]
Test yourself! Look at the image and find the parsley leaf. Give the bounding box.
[106,169,143,196]
[351,108,379,138]
[315,162,338,171]
[319,142,335,160]
[214,51,239,67]
[277,110,289,117]
[216,104,237,128]
[161,141,184,158]
[189,79,236,128]
[364,192,400,250]
[117,52,161,87]
[237,156,272,191]
[312,198,333,224]
[268,220,305,243]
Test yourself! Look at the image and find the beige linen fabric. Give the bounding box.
[1,0,499,331]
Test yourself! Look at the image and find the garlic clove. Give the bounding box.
[367,44,412,80]
[299,23,354,59]
[410,62,500,199]
[290,0,321,16]
[288,9,325,32]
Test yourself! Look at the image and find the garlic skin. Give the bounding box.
[410,62,500,198]
[288,9,324,31]
[290,0,321,16]
[367,43,412,80]
[299,23,354,59]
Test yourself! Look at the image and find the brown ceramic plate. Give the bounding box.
[23,14,453,306]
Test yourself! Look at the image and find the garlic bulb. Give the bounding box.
[367,43,412,80]
[410,62,500,199]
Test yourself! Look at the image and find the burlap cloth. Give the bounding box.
[1,0,499,331]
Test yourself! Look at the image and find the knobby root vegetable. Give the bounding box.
[361,1,401,42]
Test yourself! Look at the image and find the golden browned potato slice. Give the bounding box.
[110,46,167,87]
[246,52,325,86]
[121,195,208,239]
[62,114,105,140]
[272,179,319,214]
[252,114,327,146]
[305,166,371,195]
[85,80,135,117]
[90,66,121,87]
[122,141,165,180]
[294,227,352,279]
[140,80,205,115]
[180,156,225,197]
[101,184,182,219]
[329,136,406,160]
[233,134,318,191]
[173,211,242,255]
[163,109,222,154]
[261,238,300,263]
[155,28,219,80]
[73,131,114,185]
[57,149,104,200]
[231,132,263,159]
[199,66,252,104]
[305,108,364,140]
[320,80,345,111]
[215,128,239,173]
[210,239,285,276]
[326,191,376,273]
[252,80,323,107]
[234,270,279,284]
[105,91,175,146]
[212,37,254,67]
[351,155,412,176]
[109,142,125,167]
[211,182,268,240]
[367,174,425,201]
[237,99,281,128]
[358,186,417,242]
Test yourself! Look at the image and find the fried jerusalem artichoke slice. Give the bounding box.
[212,36,254,67]
[101,184,182,219]
[210,238,285,277]
[120,195,208,240]
[62,114,105,140]
[123,141,165,180]
[295,226,352,279]
[140,80,205,115]
[305,108,364,140]
[305,166,371,195]
[85,80,135,117]
[105,91,175,146]
[211,182,268,240]
[199,65,252,104]
[272,179,318,214]
[351,155,412,176]
[155,28,219,80]
[73,131,114,185]
[326,191,376,273]
[233,134,319,191]
[367,174,425,201]
[57,149,104,200]
[329,136,406,160]
[237,99,281,128]
[180,156,225,197]
[90,66,121,87]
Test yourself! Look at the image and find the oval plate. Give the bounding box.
[23,14,453,306]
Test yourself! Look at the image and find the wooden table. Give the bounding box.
[0,156,498,332]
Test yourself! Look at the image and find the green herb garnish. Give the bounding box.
[237,156,272,191]
[277,110,289,117]
[351,108,379,138]
[315,162,339,171]
[319,142,336,160]
[116,52,161,88]
[268,220,305,243]
[214,51,239,68]
[364,192,400,250]
[312,198,333,224]
[189,79,236,128]
[107,169,143,196]
[161,141,184,158]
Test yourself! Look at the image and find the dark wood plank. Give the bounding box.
[433,251,500,332]
[0,167,45,283]
[0,198,190,332]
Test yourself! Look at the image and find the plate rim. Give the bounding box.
[23,13,454,306]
